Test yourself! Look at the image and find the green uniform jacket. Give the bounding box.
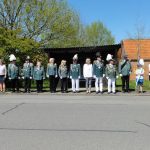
[58,66,68,78]
[22,62,33,78]
[106,64,117,79]
[70,64,81,79]
[46,64,58,76]
[119,60,132,76]
[8,63,19,79]
[93,60,105,78]
[33,66,45,80]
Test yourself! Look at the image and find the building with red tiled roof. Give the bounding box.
[121,39,150,80]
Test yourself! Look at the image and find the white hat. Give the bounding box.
[73,54,78,60]
[106,54,113,61]
[138,59,144,66]
[9,54,16,61]
[26,56,30,60]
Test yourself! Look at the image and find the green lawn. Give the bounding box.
[116,77,150,91]
[34,78,150,92]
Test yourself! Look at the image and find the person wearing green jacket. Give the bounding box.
[93,52,105,94]
[46,58,58,93]
[105,57,118,94]
[22,56,33,93]
[119,55,132,93]
[33,61,45,93]
[70,54,81,93]
[8,54,20,92]
[58,60,68,93]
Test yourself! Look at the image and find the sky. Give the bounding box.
[68,0,150,43]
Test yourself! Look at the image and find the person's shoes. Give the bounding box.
[100,91,103,94]
[96,91,99,94]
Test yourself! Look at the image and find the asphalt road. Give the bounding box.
[0,95,150,150]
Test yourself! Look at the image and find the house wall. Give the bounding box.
[122,39,150,80]
[130,61,150,80]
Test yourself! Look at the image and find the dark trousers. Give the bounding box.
[61,78,67,92]
[11,79,19,92]
[121,75,130,92]
[24,78,31,92]
[49,75,56,92]
[36,80,43,92]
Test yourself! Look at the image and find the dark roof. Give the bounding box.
[43,44,121,53]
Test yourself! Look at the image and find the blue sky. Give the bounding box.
[68,0,150,43]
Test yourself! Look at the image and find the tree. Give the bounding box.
[84,21,115,46]
[0,0,84,63]
[0,27,41,64]
[41,1,85,48]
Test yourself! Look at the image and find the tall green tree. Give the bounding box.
[84,21,115,46]
[41,1,85,48]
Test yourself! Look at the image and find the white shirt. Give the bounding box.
[135,68,144,80]
[0,65,6,76]
[83,64,93,78]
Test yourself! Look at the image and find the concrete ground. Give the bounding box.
[0,95,150,150]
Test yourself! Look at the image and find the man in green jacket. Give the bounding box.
[22,56,33,93]
[93,52,105,94]
[70,54,81,93]
[119,55,132,93]
[106,58,118,94]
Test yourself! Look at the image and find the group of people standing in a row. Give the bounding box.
[0,52,147,94]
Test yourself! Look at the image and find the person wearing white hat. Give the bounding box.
[22,56,33,93]
[105,56,118,94]
[8,54,20,92]
[135,59,145,93]
[70,54,81,93]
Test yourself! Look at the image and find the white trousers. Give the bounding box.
[95,77,103,92]
[72,79,79,92]
[108,78,116,93]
